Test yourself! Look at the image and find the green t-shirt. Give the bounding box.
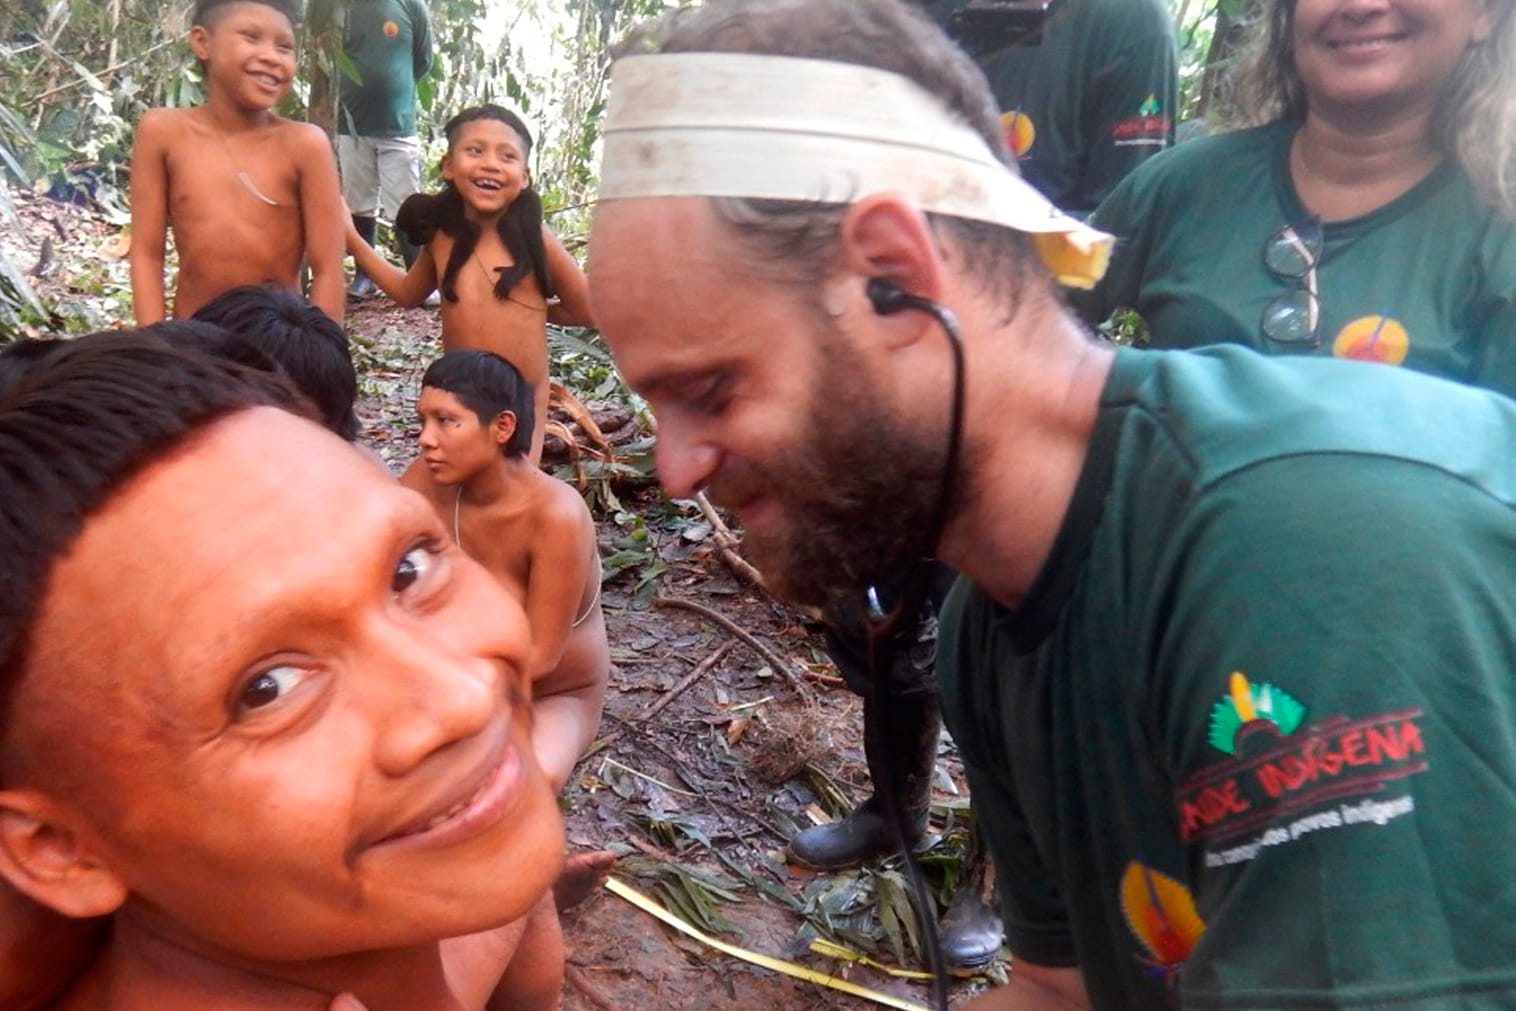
[939,346,1516,1009]
[919,0,1177,215]
[336,0,433,138]
[1076,120,1516,397]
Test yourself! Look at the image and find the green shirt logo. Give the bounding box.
[1208,671,1307,755]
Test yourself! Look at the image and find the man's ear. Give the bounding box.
[491,410,518,448]
[830,193,948,341]
[0,792,127,919]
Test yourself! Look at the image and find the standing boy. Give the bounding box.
[129,0,347,324]
[337,0,433,297]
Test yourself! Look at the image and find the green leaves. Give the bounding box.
[601,510,669,603]
[0,244,51,342]
[334,47,364,87]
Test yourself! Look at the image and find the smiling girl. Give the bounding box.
[347,105,594,460]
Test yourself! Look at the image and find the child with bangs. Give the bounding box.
[403,349,609,795]
[347,105,595,462]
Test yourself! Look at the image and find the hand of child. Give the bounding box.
[330,994,369,1011]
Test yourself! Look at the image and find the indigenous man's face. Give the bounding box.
[1291,0,1494,117]
[12,408,563,961]
[443,119,530,220]
[192,2,297,111]
[590,199,945,610]
[416,386,504,485]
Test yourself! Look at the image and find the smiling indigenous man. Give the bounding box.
[585,1,1516,1008]
[0,335,564,1011]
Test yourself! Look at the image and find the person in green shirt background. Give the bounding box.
[1074,0,1516,396]
[917,0,1178,216]
[337,0,433,299]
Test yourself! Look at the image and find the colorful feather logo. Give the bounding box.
[1207,671,1306,755]
[1120,862,1205,986]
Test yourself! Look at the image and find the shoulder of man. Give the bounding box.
[1120,346,1516,491]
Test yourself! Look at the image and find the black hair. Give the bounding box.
[0,332,310,713]
[2,327,274,406]
[192,0,301,28]
[192,285,360,441]
[141,318,280,372]
[0,340,70,405]
[420,349,534,458]
[394,105,553,307]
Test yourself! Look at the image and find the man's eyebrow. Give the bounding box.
[634,365,724,399]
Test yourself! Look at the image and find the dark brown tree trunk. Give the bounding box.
[305,0,340,135]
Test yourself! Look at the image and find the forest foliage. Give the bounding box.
[0,0,1246,339]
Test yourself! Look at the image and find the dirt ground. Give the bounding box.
[0,185,998,1010]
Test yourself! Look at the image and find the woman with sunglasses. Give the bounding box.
[1072,0,1516,394]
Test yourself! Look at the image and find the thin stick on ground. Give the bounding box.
[654,595,816,704]
[636,641,734,723]
[692,490,769,589]
[564,963,627,1011]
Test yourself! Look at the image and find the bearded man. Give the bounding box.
[586,1,1516,1008]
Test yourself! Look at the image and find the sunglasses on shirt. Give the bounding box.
[1261,215,1323,347]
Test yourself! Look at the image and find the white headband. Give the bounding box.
[597,52,1111,288]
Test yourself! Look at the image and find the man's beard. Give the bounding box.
[716,354,953,612]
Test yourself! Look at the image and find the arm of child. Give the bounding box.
[347,218,438,307]
[293,123,348,326]
[542,227,595,328]
[525,495,607,792]
[128,110,171,325]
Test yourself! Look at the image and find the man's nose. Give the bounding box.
[654,419,721,501]
[364,626,500,777]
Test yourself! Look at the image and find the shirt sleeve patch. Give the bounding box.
[1175,671,1428,856]
[1120,862,1205,996]
[1111,94,1170,147]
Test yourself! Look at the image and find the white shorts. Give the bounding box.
[337,134,423,220]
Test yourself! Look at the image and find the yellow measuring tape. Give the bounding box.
[603,876,932,1011]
